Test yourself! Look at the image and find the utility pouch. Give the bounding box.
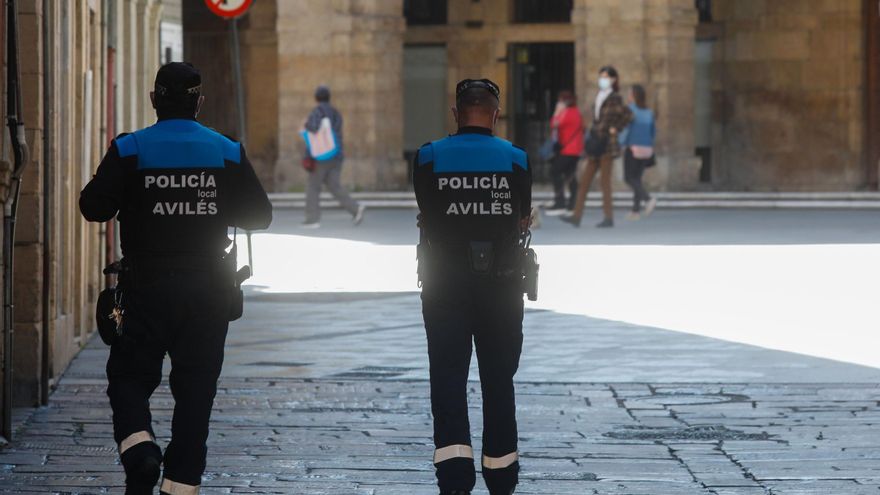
[96,287,121,346]
[521,248,539,301]
[95,260,125,346]
[468,241,495,273]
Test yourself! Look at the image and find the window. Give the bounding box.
[513,0,572,24]
[696,0,712,23]
[404,0,447,26]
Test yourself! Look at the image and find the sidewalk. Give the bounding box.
[2,208,879,494]
[1,292,879,494]
[269,191,880,210]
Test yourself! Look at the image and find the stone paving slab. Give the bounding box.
[2,341,879,495]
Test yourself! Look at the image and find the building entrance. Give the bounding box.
[868,0,880,189]
[508,42,574,183]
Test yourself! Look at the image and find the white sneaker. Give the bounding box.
[644,197,658,216]
[301,222,320,229]
[544,207,567,217]
[353,204,366,226]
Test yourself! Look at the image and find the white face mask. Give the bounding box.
[598,77,612,91]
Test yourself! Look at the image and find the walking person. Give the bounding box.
[545,90,583,215]
[562,66,633,228]
[414,78,533,495]
[79,62,273,494]
[302,85,366,228]
[622,84,658,220]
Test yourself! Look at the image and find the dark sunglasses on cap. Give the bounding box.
[456,79,500,100]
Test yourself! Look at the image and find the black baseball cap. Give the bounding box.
[154,62,202,99]
[456,79,500,101]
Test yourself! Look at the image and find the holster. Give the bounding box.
[222,249,251,322]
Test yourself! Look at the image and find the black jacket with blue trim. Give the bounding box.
[80,118,273,258]
[413,126,532,253]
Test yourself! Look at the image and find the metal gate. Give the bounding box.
[508,42,574,183]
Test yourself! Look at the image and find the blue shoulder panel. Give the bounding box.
[115,134,138,158]
[417,143,434,166]
[432,134,516,173]
[508,142,528,170]
[132,119,240,169]
[219,134,241,164]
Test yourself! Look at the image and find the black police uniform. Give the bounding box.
[413,89,532,494]
[80,106,272,492]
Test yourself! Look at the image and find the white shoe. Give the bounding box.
[644,198,657,216]
[626,212,641,221]
[544,207,567,217]
[353,204,366,226]
[301,222,320,229]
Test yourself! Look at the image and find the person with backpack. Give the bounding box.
[545,90,583,216]
[301,85,366,228]
[621,84,658,220]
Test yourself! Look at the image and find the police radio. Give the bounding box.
[520,230,539,301]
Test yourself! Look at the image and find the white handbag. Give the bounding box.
[301,117,339,161]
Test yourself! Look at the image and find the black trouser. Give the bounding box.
[421,269,524,494]
[107,262,230,492]
[623,148,652,212]
[550,154,579,209]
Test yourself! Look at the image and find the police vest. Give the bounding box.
[113,119,242,256]
[414,130,531,250]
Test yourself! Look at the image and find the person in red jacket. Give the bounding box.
[546,90,584,215]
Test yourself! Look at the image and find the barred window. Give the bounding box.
[513,0,573,24]
[405,0,448,26]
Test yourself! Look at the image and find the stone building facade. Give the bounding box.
[701,0,873,190]
[186,0,879,193]
[0,0,173,437]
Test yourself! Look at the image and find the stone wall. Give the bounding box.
[274,0,407,192]
[3,0,163,409]
[574,0,700,190]
[708,0,866,190]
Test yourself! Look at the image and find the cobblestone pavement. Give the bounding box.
[2,210,880,494]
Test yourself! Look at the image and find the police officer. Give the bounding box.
[79,62,272,495]
[413,79,532,495]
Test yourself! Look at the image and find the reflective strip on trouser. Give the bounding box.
[482,451,518,470]
[161,478,200,495]
[433,444,474,464]
[119,431,155,454]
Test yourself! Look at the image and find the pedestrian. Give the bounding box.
[562,65,633,228]
[545,90,583,216]
[302,85,366,228]
[413,78,533,495]
[79,62,273,495]
[621,84,658,220]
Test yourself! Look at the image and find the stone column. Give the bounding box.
[573,0,699,190]
[12,0,45,406]
[276,0,407,191]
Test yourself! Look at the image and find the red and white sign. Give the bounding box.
[204,0,254,19]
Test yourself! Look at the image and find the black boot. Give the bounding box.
[121,442,162,495]
[483,461,519,495]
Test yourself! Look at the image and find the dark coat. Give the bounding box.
[591,92,633,158]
